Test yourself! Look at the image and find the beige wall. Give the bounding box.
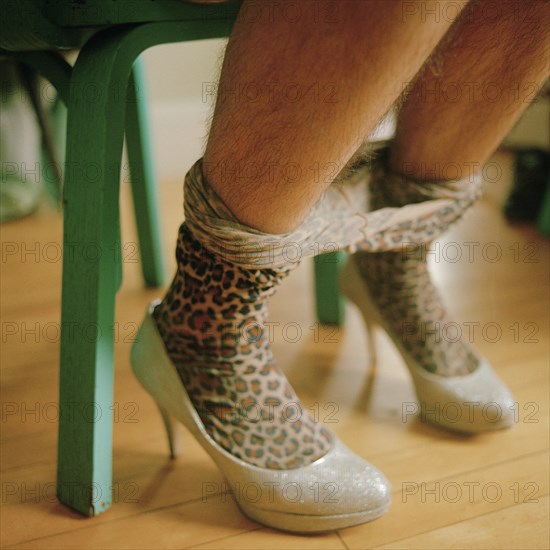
[143,39,227,102]
[141,39,228,180]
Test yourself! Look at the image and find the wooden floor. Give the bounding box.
[1,151,549,549]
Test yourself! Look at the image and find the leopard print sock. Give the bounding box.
[353,147,481,376]
[153,224,332,469]
[355,247,479,376]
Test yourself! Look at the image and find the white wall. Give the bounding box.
[142,40,227,182]
[143,39,227,102]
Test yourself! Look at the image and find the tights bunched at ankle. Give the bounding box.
[182,153,482,270]
[154,151,483,469]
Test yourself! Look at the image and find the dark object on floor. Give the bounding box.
[504,148,550,226]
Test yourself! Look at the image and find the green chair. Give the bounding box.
[0,0,345,517]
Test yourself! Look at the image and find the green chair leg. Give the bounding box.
[314,251,347,326]
[57,31,130,518]
[56,19,239,517]
[125,58,165,287]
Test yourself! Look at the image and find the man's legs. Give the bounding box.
[153,0,467,473]
[355,0,550,378]
[390,0,550,179]
[204,0,466,233]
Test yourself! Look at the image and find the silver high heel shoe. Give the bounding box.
[340,256,516,433]
[131,302,391,533]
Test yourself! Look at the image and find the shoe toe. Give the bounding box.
[238,437,391,532]
[415,359,516,432]
[269,438,392,517]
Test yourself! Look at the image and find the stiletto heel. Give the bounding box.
[340,255,515,433]
[156,404,181,459]
[131,302,391,533]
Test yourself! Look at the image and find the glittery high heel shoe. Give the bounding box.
[131,302,391,533]
[340,256,516,433]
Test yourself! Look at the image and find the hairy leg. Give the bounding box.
[389,0,550,180]
[204,0,468,233]
[356,0,549,378]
